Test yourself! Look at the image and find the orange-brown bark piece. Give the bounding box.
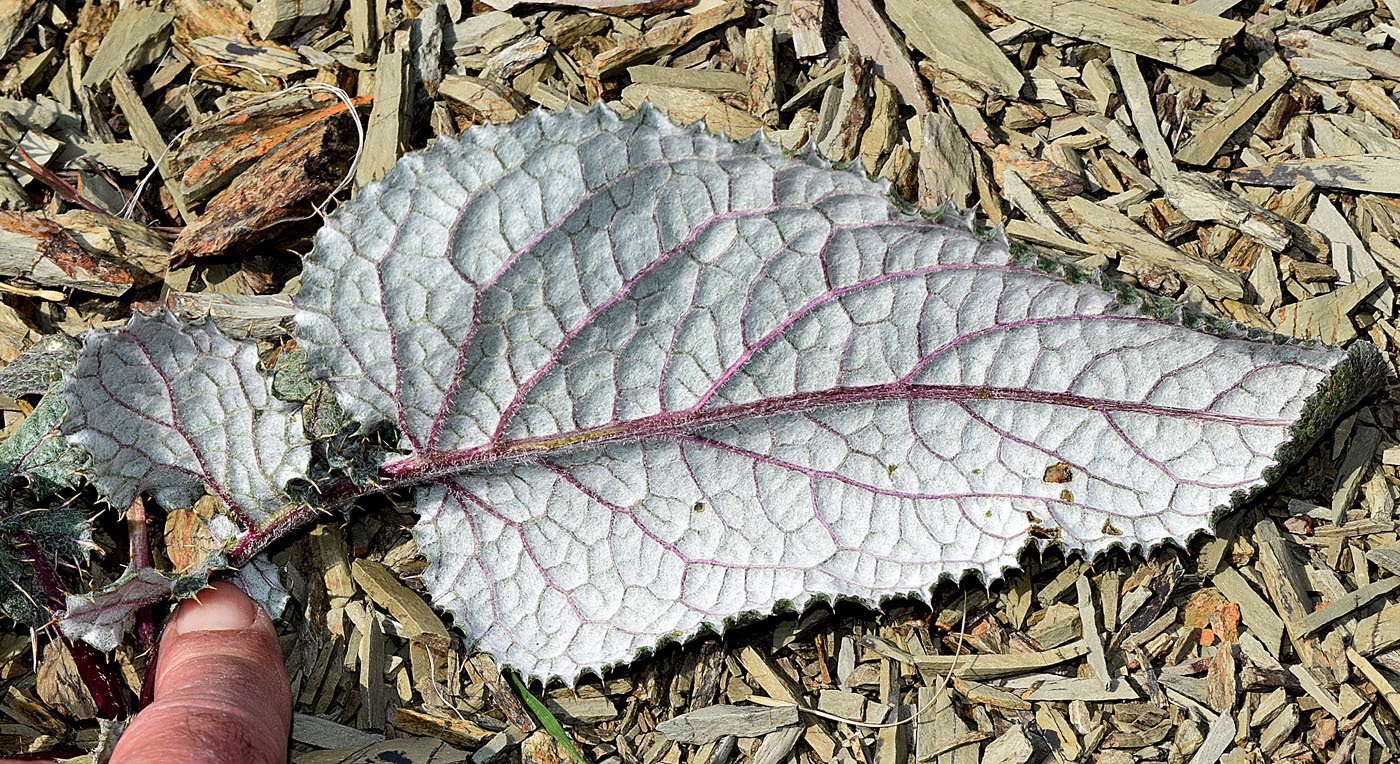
[170,115,356,267]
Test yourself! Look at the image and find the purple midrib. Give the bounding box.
[380,381,1294,478]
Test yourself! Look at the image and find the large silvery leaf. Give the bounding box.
[61,312,311,530]
[296,105,1384,681]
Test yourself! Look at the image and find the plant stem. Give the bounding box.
[127,496,155,647]
[18,535,130,718]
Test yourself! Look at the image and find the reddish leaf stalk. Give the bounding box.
[127,496,156,646]
[17,535,130,718]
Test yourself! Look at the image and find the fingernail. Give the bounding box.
[172,581,256,635]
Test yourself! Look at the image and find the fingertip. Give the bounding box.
[112,581,290,764]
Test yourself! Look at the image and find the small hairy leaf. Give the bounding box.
[0,393,88,494]
[59,566,174,652]
[0,507,91,624]
[296,105,1384,680]
[61,312,311,529]
[0,335,81,398]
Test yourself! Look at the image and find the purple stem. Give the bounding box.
[126,497,156,647]
[18,535,130,718]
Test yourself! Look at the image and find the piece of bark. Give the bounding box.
[81,6,174,89]
[790,0,827,58]
[1352,604,1400,656]
[987,0,1242,70]
[487,35,551,81]
[585,0,745,77]
[292,713,385,749]
[351,559,451,698]
[132,292,295,339]
[1346,80,1400,132]
[480,0,696,15]
[1231,155,1400,194]
[622,84,763,138]
[171,115,354,266]
[736,27,776,128]
[817,53,872,163]
[1076,575,1112,690]
[627,65,747,92]
[885,0,1022,98]
[439,75,529,123]
[251,0,343,38]
[751,724,803,764]
[999,172,1073,239]
[0,0,45,61]
[357,611,386,731]
[990,146,1083,200]
[1272,270,1382,344]
[1160,173,1289,252]
[447,11,527,56]
[1296,0,1373,30]
[859,76,899,175]
[170,92,369,204]
[187,35,311,80]
[917,112,976,210]
[1279,29,1400,80]
[1297,578,1400,638]
[349,0,376,61]
[833,0,933,113]
[1310,195,1393,316]
[1019,675,1138,702]
[1174,58,1290,166]
[1212,568,1284,657]
[868,637,1089,680]
[982,726,1033,764]
[356,34,411,187]
[1065,196,1246,300]
[0,211,143,296]
[391,708,496,749]
[657,705,801,744]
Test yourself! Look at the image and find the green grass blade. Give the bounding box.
[506,669,589,764]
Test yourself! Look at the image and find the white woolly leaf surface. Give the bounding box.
[62,312,310,528]
[297,105,1377,681]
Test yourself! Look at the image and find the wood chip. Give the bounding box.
[986,0,1243,70]
[789,0,827,58]
[917,112,977,210]
[1231,155,1400,194]
[833,0,932,113]
[109,70,192,223]
[1160,172,1289,252]
[1065,196,1246,300]
[292,713,386,750]
[585,0,745,78]
[621,83,762,138]
[81,6,174,89]
[656,704,801,744]
[1174,58,1289,166]
[885,0,1023,98]
[390,708,498,748]
[356,34,409,187]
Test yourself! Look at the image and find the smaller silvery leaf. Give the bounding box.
[0,335,80,397]
[0,393,88,494]
[60,566,173,652]
[233,554,289,620]
[61,311,311,529]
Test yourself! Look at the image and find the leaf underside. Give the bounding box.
[293,105,1385,681]
[61,311,310,529]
